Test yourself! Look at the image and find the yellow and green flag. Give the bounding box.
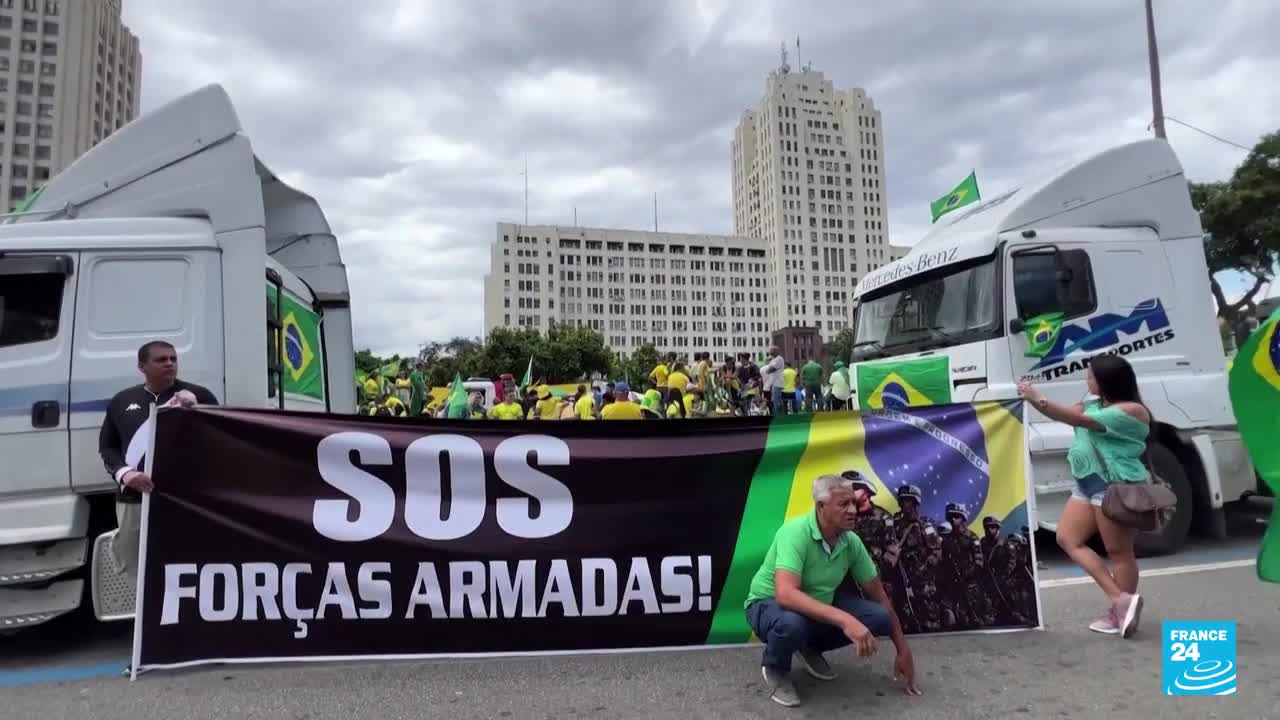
[855,356,952,409]
[1228,308,1280,582]
[1024,312,1065,358]
[930,171,980,223]
[266,284,324,400]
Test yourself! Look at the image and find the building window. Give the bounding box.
[45,0,59,14]
[22,18,36,33]
[36,124,51,138]
[40,41,55,56]
[21,40,36,54]
[42,21,57,35]
[35,145,49,160]
[40,62,54,76]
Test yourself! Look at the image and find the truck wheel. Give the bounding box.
[1134,443,1193,557]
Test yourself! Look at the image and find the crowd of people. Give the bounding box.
[359,346,858,420]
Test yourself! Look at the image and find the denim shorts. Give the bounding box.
[1071,472,1108,506]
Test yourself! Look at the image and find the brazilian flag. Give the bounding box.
[267,284,324,400]
[855,356,952,409]
[930,172,980,223]
[1023,312,1065,358]
[1228,308,1280,582]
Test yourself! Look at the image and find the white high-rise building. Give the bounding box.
[483,223,772,359]
[0,0,141,211]
[731,56,892,339]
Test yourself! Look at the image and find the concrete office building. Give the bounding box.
[0,0,141,210]
[732,55,893,338]
[483,223,772,359]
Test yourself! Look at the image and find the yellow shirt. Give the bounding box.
[384,396,406,415]
[601,401,644,420]
[667,371,690,391]
[666,401,683,418]
[363,378,379,398]
[684,393,697,415]
[782,367,797,393]
[532,397,561,420]
[575,395,595,420]
[650,364,669,386]
[488,402,524,420]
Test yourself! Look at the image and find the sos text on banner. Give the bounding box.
[134,401,1039,672]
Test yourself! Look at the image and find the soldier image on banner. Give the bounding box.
[940,502,995,628]
[889,484,933,633]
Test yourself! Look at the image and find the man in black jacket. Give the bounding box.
[99,340,218,573]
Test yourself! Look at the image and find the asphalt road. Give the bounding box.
[2,524,1273,719]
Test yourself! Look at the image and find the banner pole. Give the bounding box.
[1019,400,1046,630]
[129,402,160,681]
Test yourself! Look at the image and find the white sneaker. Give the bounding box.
[1115,593,1144,639]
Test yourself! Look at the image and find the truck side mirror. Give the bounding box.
[1009,318,1026,334]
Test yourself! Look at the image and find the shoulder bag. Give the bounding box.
[1090,443,1178,532]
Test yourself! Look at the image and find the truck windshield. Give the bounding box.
[854,257,998,355]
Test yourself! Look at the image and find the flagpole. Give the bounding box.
[524,154,529,224]
[1144,0,1167,139]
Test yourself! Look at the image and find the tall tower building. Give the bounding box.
[731,51,891,339]
[0,0,141,211]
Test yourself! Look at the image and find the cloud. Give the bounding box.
[121,0,1280,355]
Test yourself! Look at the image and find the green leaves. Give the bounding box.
[1192,130,1280,317]
[357,323,616,387]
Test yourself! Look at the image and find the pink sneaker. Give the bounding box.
[1114,593,1144,638]
[1088,605,1120,635]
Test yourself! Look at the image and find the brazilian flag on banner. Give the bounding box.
[1228,307,1280,582]
[930,172,980,223]
[855,356,951,409]
[1023,312,1065,358]
[266,284,325,401]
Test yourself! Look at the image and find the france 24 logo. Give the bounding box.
[1162,621,1237,695]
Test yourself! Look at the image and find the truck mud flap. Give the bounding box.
[91,531,136,621]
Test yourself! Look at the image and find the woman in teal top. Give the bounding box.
[1019,355,1151,640]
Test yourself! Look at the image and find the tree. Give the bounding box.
[354,349,384,375]
[1192,130,1280,325]
[612,343,662,387]
[827,328,856,367]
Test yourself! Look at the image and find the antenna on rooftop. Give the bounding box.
[780,41,790,74]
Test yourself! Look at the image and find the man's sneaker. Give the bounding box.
[1088,605,1120,635]
[1116,592,1144,639]
[761,666,801,707]
[796,648,837,680]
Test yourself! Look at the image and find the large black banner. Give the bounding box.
[136,404,1039,671]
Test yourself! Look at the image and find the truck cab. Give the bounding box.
[0,85,354,630]
[850,139,1255,554]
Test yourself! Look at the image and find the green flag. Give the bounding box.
[1228,308,1280,583]
[518,357,533,394]
[930,172,980,223]
[446,373,469,419]
[1023,312,1065,358]
[855,356,952,409]
[266,283,325,400]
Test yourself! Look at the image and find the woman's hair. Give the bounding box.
[669,388,686,417]
[1090,355,1142,404]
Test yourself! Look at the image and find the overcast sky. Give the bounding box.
[123,0,1279,356]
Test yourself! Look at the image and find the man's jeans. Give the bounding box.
[746,594,892,673]
[804,384,822,412]
[770,385,782,415]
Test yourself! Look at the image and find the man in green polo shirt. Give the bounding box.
[745,473,922,707]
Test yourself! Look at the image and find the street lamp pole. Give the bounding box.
[1145,0,1167,139]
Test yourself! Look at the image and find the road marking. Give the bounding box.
[0,661,124,688]
[1039,559,1255,588]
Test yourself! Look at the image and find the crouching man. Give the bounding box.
[744,473,923,707]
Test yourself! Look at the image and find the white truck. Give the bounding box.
[850,139,1256,555]
[0,84,355,630]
